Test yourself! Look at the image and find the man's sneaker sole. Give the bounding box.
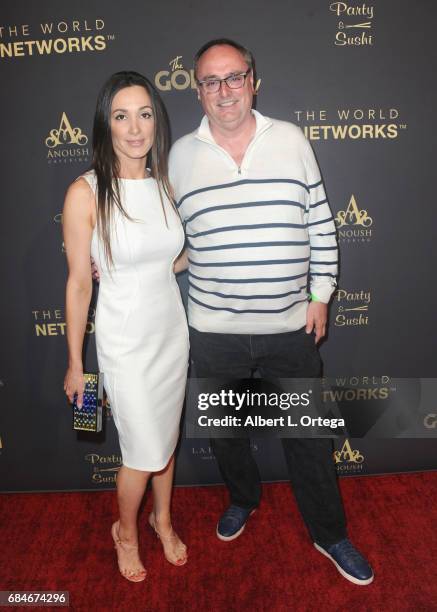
[216,510,256,542]
[314,543,374,585]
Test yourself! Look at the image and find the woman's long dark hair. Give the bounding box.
[92,71,173,266]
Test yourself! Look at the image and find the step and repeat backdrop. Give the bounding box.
[1,0,436,491]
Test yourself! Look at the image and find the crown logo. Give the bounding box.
[335,194,373,228]
[45,112,88,148]
[333,439,364,464]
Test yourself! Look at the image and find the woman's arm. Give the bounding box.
[63,178,95,408]
[173,248,188,274]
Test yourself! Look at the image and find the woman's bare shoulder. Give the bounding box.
[64,175,96,221]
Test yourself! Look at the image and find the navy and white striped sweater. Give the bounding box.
[169,110,338,334]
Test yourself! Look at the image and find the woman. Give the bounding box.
[63,71,189,582]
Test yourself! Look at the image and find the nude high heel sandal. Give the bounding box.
[148,513,187,566]
[111,521,147,582]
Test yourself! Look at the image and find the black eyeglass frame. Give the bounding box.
[196,68,251,93]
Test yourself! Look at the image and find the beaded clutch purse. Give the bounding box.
[73,373,104,432]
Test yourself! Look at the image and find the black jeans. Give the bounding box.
[189,326,347,547]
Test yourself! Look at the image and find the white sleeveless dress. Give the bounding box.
[83,172,189,471]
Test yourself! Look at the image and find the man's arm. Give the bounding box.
[303,141,338,342]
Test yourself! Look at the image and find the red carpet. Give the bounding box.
[1,473,437,611]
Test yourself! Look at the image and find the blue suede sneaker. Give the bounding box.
[314,539,374,585]
[216,505,255,541]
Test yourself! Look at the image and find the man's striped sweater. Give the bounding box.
[169,110,338,334]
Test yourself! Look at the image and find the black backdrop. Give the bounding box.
[1,0,436,492]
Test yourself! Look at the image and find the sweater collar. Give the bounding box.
[196,109,273,144]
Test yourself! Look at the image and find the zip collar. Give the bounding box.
[195,109,273,145]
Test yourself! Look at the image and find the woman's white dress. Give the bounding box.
[83,172,189,471]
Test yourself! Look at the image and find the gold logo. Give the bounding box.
[295,107,405,141]
[335,194,372,228]
[45,113,90,164]
[155,55,261,93]
[45,112,88,148]
[155,56,196,91]
[85,453,121,484]
[334,439,364,464]
[0,19,111,59]
[334,288,370,327]
[322,375,391,402]
[32,307,95,337]
[329,2,374,47]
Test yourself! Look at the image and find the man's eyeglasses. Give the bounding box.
[197,69,251,94]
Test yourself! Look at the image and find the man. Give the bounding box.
[169,38,373,585]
